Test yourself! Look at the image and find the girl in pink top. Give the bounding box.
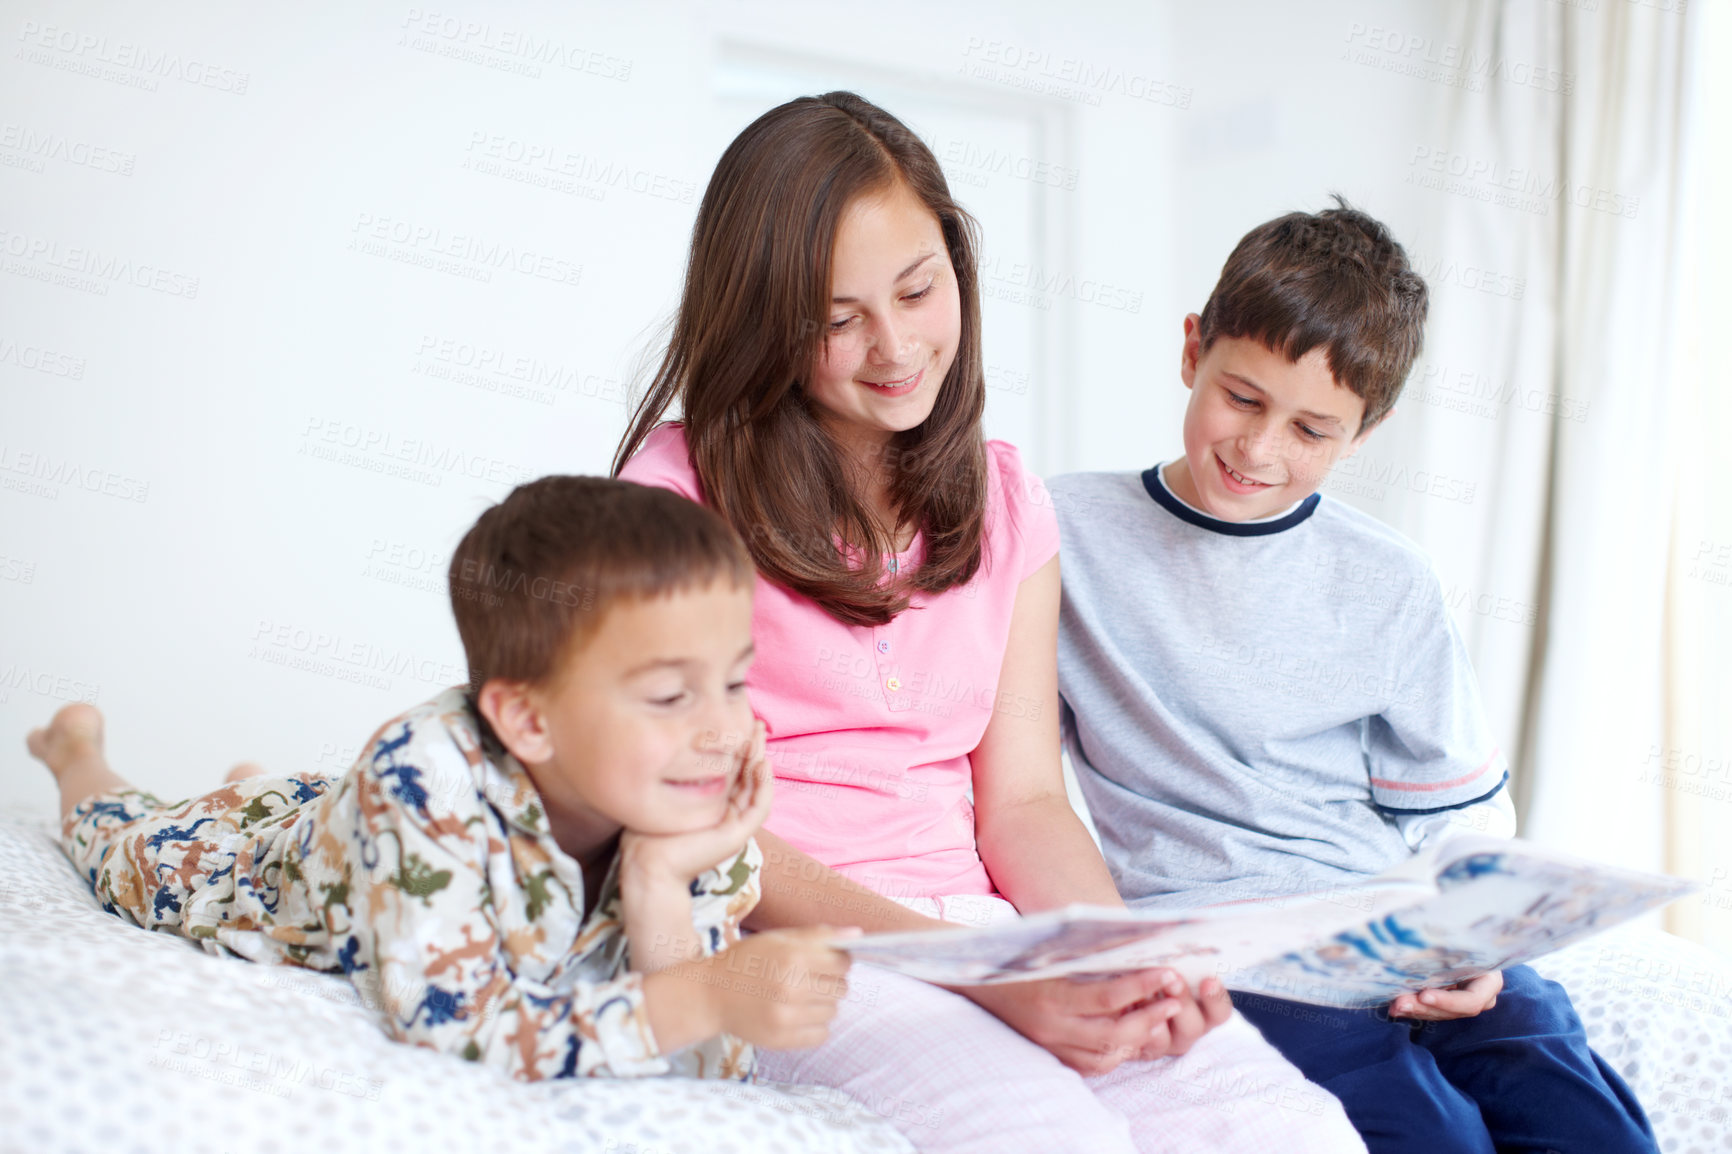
[616,92,1361,1154]
[622,423,1050,903]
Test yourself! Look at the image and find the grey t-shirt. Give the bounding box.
[1051,465,1507,910]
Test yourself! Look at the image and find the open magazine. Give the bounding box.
[834,836,1698,1007]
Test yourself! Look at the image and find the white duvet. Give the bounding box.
[2,813,1726,1153]
[0,814,913,1154]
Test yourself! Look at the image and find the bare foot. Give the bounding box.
[224,762,265,784]
[26,703,105,777]
[29,703,132,821]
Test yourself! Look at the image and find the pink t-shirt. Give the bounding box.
[619,423,1060,899]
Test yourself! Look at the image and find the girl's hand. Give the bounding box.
[1130,975,1234,1061]
[620,719,773,887]
[960,967,1230,1076]
[1389,969,1502,1021]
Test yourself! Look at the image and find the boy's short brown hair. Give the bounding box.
[448,476,754,692]
[1197,196,1428,433]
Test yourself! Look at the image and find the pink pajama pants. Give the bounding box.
[754,893,1365,1154]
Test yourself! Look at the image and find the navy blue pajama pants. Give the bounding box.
[1232,965,1657,1154]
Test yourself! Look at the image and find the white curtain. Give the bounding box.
[1379,0,1699,910]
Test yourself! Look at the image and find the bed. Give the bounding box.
[1,811,1726,1152]
[0,811,912,1154]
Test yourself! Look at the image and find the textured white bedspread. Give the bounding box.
[2,813,1726,1153]
[0,814,913,1154]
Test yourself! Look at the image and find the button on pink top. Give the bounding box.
[619,423,1060,899]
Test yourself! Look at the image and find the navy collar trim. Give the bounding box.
[1140,466,1320,537]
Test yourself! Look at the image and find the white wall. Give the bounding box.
[5,0,1484,813]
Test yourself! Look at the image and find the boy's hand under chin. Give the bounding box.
[620,718,773,887]
[618,720,773,975]
[1388,970,1503,1022]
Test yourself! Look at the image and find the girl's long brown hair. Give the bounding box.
[611,91,987,628]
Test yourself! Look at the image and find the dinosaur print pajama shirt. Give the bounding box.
[60,686,761,1081]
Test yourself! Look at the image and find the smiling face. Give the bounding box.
[478,578,757,858]
[804,180,962,460]
[1167,312,1374,522]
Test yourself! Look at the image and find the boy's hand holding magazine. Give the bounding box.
[622,718,857,1053]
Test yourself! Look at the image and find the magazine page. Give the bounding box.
[834,877,1432,987]
[835,837,1696,995]
[1218,836,1699,1007]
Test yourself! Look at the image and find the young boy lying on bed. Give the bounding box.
[27,476,854,1082]
[1048,199,1660,1153]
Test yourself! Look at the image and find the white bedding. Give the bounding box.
[3,812,1727,1153]
[1527,921,1732,1152]
[0,814,913,1154]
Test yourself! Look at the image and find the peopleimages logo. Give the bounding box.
[935,137,1080,191]
[0,664,100,704]
[298,417,535,489]
[398,9,632,80]
[1411,253,1525,301]
[249,619,465,690]
[347,212,582,288]
[0,335,85,379]
[1328,453,1477,506]
[15,21,250,93]
[0,225,200,298]
[1408,147,1640,220]
[0,443,149,502]
[977,255,1143,314]
[462,132,697,204]
[1342,23,1574,95]
[959,37,1193,109]
[0,123,135,175]
[1407,360,1591,424]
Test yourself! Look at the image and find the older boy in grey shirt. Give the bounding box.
[1053,460,1511,912]
[1051,200,1656,1154]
